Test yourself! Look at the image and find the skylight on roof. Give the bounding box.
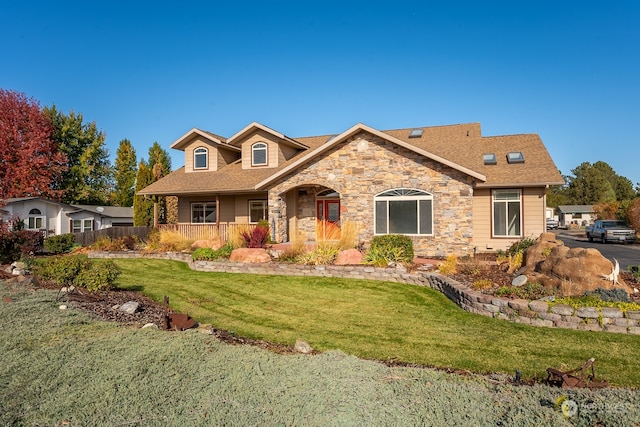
[483,153,497,165]
[408,129,423,138]
[506,152,525,164]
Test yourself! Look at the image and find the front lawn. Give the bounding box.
[116,259,640,387]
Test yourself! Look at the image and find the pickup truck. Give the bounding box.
[585,220,636,244]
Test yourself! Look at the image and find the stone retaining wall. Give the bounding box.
[90,251,640,335]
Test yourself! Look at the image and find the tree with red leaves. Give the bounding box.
[0,89,67,206]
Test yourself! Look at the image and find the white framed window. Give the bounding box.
[191,202,217,223]
[492,189,522,237]
[72,219,93,233]
[194,147,208,169]
[252,142,268,166]
[374,189,433,235]
[27,208,45,230]
[249,200,268,223]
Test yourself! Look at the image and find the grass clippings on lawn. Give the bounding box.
[2,280,640,426]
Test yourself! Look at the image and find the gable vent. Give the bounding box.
[506,152,525,164]
[408,129,423,138]
[483,153,497,165]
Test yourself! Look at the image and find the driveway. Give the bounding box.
[554,229,640,271]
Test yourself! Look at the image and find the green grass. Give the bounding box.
[115,259,640,388]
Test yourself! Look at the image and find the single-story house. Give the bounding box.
[138,121,564,256]
[557,205,595,228]
[0,197,133,236]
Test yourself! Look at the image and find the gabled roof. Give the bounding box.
[226,121,308,149]
[255,123,486,189]
[170,128,241,152]
[138,121,564,196]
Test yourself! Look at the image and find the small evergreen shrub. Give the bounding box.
[364,235,414,266]
[44,233,76,254]
[584,287,630,303]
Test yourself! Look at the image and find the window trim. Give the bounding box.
[193,147,208,170]
[373,188,434,236]
[251,142,268,167]
[27,208,45,230]
[71,218,93,233]
[191,202,217,224]
[491,189,523,238]
[248,200,268,223]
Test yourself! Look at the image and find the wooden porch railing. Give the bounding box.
[157,223,257,242]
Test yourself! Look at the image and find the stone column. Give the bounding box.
[268,192,287,243]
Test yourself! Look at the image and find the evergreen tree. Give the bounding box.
[44,105,113,205]
[147,142,172,224]
[133,160,154,226]
[113,139,137,207]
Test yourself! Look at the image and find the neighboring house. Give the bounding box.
[138,122,564,256]
[0,197,133,236]
[557,205,595,228]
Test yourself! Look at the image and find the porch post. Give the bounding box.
[153,200,159,228]
[216,194,220,234]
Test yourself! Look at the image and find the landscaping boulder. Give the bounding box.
[191,237,225,251]
[294,339,313,354]
[334,248,363,265]
[229,248,271,263]
[526,245,633,296]
[524,232,564,272]
[118,301,140,314]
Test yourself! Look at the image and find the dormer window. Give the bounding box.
[194,147,208,169]
[252,142,268,166]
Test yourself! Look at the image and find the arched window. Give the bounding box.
[27,208,44,230]
[252,142,268,166]
[194,147,208,169]
[374,189,433,235]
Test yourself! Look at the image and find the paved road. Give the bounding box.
[555,230,640,271]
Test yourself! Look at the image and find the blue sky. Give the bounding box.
[2,1,639,185]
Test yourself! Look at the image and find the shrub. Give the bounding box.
[584,287,630,303]
[296,242,340,265]
[0,229,44,263]
[472,279,493,290]
[144,230,192,252]
[240,225,269,249]
[192,244,233,261]
[337,220,360,250]
[74,260,121,291]
[34,255,120,291]
[364,235,414,267]
[506,237,536,256]
[44,233,76,254]
[494,283,554,300]
[438,254,458,275]
[35,255,93,287]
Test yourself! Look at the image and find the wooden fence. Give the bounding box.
[74,226,152,247]
[157,223,257,242]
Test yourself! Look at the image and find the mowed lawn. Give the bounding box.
[116,259,640,387]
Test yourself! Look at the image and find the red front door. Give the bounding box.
[317,199,340,240]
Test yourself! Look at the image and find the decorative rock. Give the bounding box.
[229,248,271,263]
[59,305,67,310]
[294,339,313,354]
[11,261,26,269]
[118,301,139,314]
[142,323,158,329]
[512,274,527,287]
[334,248,363,265]
[12,269,24,276]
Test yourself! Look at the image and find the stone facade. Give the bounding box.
[267,131,476,257]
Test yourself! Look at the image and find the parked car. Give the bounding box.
[546,218,559,230]
[585,220,636,244]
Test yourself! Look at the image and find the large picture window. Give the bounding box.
[374,189,433,235]
[249,200,268,223]
[194,147,208,169]
[492,189,522,237]
[191,202,217,223]
[252,142,268,166]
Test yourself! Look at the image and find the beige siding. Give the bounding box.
[240,130,281,169]
[279,144,298,163]
[472,187,547,253]
[177,194,269,224]
[184,137,218,173]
